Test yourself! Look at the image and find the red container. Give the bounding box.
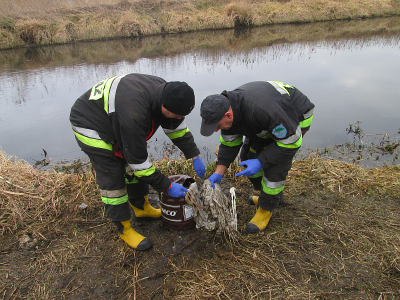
[161,175,196,231]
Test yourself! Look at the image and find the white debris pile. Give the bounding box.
[185,180,238,240]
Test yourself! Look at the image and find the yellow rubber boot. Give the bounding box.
[130,195,161,219]
[247,195,259,206]
[245,207,272,234]
[115,220,152,251]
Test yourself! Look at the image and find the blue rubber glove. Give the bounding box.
[192,157,205,178]
[207,173,223,189]
[236,159,263,177]
[167,182,189,198]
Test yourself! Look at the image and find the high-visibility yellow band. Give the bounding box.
[249,170,263,178]
[102,193,129,205]
[134,166,156,178]
[261,181,285,195]
[125,177,139,184]
[167,128,190,140]
[277,133,303,149]
[220,136,243,147]
[74,131,113,151]
[300,115,313,129]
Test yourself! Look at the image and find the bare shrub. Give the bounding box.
[225,2,254,27]
[117,11,145,36]
[16,19,49,44]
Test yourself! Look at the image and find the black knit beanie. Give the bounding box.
[162,82,195,116]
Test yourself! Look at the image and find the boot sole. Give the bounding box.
[245,223,261,234]
[134,238,152,251]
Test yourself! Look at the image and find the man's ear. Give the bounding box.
[225,111,232,118]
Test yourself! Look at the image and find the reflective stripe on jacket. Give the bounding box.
[217,81,315,168]
[70,73,200,192]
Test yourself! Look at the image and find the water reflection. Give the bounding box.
[0,17,399,166]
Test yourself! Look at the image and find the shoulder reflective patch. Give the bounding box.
[89,80,106,100]
[272,124,287,138]
[267,81,295,96]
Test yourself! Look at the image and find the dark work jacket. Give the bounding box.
[70,73,200,192]
[217,81,315,169]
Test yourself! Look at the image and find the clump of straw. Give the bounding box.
[0,150,99,235]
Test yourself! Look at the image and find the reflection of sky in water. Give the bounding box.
[0,36,399,164]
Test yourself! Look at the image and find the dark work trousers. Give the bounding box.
[239,138,298,212]
[78,142,149,222]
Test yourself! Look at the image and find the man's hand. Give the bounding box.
[207,173,223,189]
[192,156,205,178]
[167,183,188,198]
[236,159,263,177]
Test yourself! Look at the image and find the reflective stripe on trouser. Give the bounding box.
[239,137,296,211]
[255,157,294,211]
[75,138,148,221]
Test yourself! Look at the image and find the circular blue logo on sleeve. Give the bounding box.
[272,124,287,138]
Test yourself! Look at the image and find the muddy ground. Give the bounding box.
[1,175,400,299]
[0,179,240,299]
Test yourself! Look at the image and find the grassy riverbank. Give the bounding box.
[1,148,400,299]
[0,0,400,50]
[3,17,400,75]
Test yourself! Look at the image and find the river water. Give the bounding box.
[0,17,399,166]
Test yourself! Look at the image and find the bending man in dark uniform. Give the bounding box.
[200,81,314,234]
[70,73,205,250]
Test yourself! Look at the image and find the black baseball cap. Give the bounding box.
[200,94,230,136]
[162,82,195,116]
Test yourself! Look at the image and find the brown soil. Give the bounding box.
[0,180,226,299]
[1,174,400,299]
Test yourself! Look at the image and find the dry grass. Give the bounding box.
[0,149,100,236]
[169,154,400,299]
[0,0,399,49]
[1,148,399,236]
[172,194,400,298]
[1,148,400,299]
[288,152,400,199]
[0,0,121,16]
